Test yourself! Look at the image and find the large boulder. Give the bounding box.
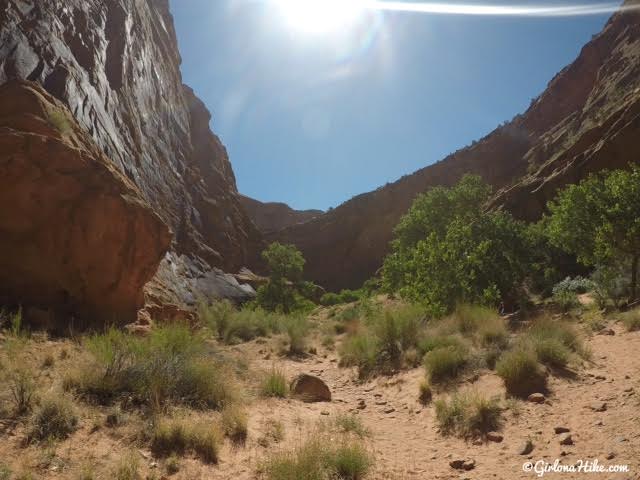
[0,81,171,326]
[290,374,332,403]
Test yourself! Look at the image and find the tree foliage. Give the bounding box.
[382,175,527,316]
[257,242,308,313]
[546,166,640,300]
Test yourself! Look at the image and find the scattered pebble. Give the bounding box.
[559,434,574,446]
[528,393,546,404]
[486,432,503,443]
[518,440,534,455]
[554,426,570,434]
[449,459,475,471]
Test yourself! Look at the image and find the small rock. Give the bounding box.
[560,451,569,457]
[375,400,387,405]
[486,432,503,443]
[528,393,546,404]
[554,427,570,434]
[559,434,574,446]
[449,459,475,471]
[590,402,607,412]
[383,407,396,414]
[518,440,534,455]
[472,439,483,446]
[356,400,366,410]
[606,452,616,460]
[600,328,615,336]
[320,410,330,416]
[595,375,606,381]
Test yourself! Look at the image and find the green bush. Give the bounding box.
[417,334,466,356]
[435,392,502,439]
[339,333,379,379]
[261,369,288,398]
[222,309,282,344]
[496,349,547,398]
[320,290,362,306]
[200,300,234,339]
[66,324,238,410]
[526,317,586,358]
[28,394,78,441]
[620,309,640,331]
[423,345,469,384]
[282,316,309,355]
[261,437,371,480]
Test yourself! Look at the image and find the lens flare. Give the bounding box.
[275,0,366,33]
[364,1,638,17]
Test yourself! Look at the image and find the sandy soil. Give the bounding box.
[0,315,639,480]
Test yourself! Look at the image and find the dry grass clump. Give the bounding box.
[496,348,547,398]
[64,324,239,410]
[423,344,470,384]
[260,436,372,480]
[620,309,640,332]
[334,414,369,438]
[113,452,140,480]
[435,391,502,439]
[261,368,288,398]
[221,404,249,444]
[151,417,222,464]
[9,369,37,415]
[28,393,78,441]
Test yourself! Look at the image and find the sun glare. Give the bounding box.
[275,0,365,34]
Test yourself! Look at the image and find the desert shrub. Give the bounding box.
[222,309,283,344]
[496,349,547,398]
[591,262,631,308]
[261,369,288,398]
[532,338,570,368]
[200,300,234,339]
[261,437,371,480]
[435,392,502,439]
[28,394,78,441]
[259,419,285,447]
[151,417,222,463]
[321,290,362,306]
[526,317,586,358]
[423,345,469,384]
[113,452,140,480]
[165,454,180,475]
[417,334,466,356]
[334,414,369,438]
[620,309,640,331]
[452,304,499,335]
[282,316,309,355]
[339,333,379,378]
[418,381,432,405]
[67,324,238,409]
[552,290,580,312]
[221,404,248,444]
[9,369,37,415]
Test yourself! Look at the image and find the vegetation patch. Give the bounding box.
[496,348,547,398]
[434,392,502,439]
[261,369,288,398]
[28,394,78,441]
[151,417,222,464]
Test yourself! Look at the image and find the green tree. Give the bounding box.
[546,166,640,301]
[257,242,306,312]
[382,175,527,316]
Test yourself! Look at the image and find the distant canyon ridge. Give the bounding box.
[0,0,639,325]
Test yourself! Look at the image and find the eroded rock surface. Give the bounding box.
[0,0,262,320]
[0,81,171,325]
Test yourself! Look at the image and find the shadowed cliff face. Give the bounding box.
[239,195,324,235]
[0,81,172,325]
[274,1,640,292]
[0,0,262,319]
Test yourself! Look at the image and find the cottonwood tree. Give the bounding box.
[546,166,640,301]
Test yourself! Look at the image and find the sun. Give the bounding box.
[275,0,366,34]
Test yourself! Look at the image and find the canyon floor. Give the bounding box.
[0,306,639,480]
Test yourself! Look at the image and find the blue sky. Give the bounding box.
[169,1,613,211]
